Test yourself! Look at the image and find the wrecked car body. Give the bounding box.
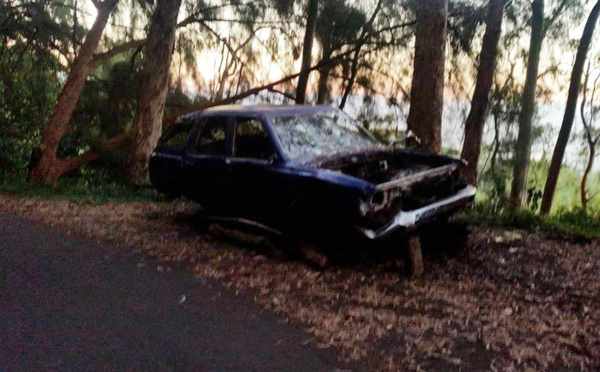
[149,105,475,243]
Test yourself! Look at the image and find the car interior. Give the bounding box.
[233,118,275,160]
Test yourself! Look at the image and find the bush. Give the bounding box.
[0,173,162,204]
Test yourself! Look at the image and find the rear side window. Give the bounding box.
[195,117,228,155]
[233,118,275,159]
[159,122,192,150]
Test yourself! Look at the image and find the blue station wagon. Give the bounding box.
[149,105,476,245]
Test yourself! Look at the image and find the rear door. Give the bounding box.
[149,119,194,195]
[182,115,233,212]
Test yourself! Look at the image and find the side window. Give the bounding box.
[233,118,275,159]
[195,117,228,155]
[159,122,192,149]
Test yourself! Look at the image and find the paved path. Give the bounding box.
[0,215,355,371]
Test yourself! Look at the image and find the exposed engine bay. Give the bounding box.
[314,150,452,183]
[313,149,467,229]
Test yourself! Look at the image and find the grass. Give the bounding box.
[0,175,162,204]
[1,172,598,240]
[464,203,600,240]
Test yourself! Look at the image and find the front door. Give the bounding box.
[228,116,284,224]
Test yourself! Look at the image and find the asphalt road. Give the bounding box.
[0,215,355,372]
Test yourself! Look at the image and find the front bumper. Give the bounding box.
[355,185,476,240]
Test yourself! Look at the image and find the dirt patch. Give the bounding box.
[1,195,598,371]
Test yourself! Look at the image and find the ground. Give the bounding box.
[0,216,355,371]
[0,195,598,371]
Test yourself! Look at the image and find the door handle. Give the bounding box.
[225,158,231,165]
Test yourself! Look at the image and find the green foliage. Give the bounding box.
[58,61,141,163]
[447,0,487,57]
[476,154,600,214]
[0,46,59,174]
[465,202,600,240]
[0,172,162,204]
[316,0,366,49]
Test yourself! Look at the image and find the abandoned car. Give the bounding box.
[149,105,476,244]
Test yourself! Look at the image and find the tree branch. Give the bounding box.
[89,39,147,69]
[163,43,370,123]
[543,0,569,36]
[60,133,128,172]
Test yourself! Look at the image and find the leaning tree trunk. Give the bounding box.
[540,0,600,215]
[125,0,182,184]
[509,0,544,208]
[295,0,318,104]
[28,0,119,182]
[406,0,448,153]
[460,0,505,186]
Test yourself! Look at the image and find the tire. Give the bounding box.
[285,202,330,268]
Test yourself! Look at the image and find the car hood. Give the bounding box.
[301,147,463,186]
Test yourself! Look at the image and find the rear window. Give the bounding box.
[159,122,193,150]
[194,117,228,155]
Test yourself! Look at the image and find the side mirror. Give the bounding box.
[388,130,421,149]
[266,153,279,164]
[388,138,403,147]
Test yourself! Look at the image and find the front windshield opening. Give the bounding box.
[270,110,379,159]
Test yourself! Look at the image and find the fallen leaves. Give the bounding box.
[1,194,599,371]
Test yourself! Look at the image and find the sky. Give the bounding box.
[76,0,600,170]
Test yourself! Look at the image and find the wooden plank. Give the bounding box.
[407,234,424,277]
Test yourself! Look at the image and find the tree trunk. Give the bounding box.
[316,32,332,104]
[125,0,182,184]
[295,0,318,104]
[581,145,594,211]
[460,0,505,185]
[406,0,448,153]
[28,0,119,182]
[339,46,362,110]
[540,0,600,215]
[509,0,544,208]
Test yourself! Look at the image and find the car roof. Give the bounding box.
[181,104,335,120]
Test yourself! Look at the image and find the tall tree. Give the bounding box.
[295,0,319,104]
[509,0,544,208]
[406,0,448,153]
[577,63,600,212]
[316,24,333,104]
[29,0,120,182]
[460,0,505,185]
[125,0,183,184]
[337,0,380,110]
[315,0,338,104]
[540,0,600,215]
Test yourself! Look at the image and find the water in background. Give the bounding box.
[340,95,596,173]
[242,93,597,173]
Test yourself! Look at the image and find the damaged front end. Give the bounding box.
[315,149,476,240]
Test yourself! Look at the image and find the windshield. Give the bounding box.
[270,110,379,159]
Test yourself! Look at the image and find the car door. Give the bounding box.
[228,116,285,224]
[149,119,194,196]
[182,115,234,213]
